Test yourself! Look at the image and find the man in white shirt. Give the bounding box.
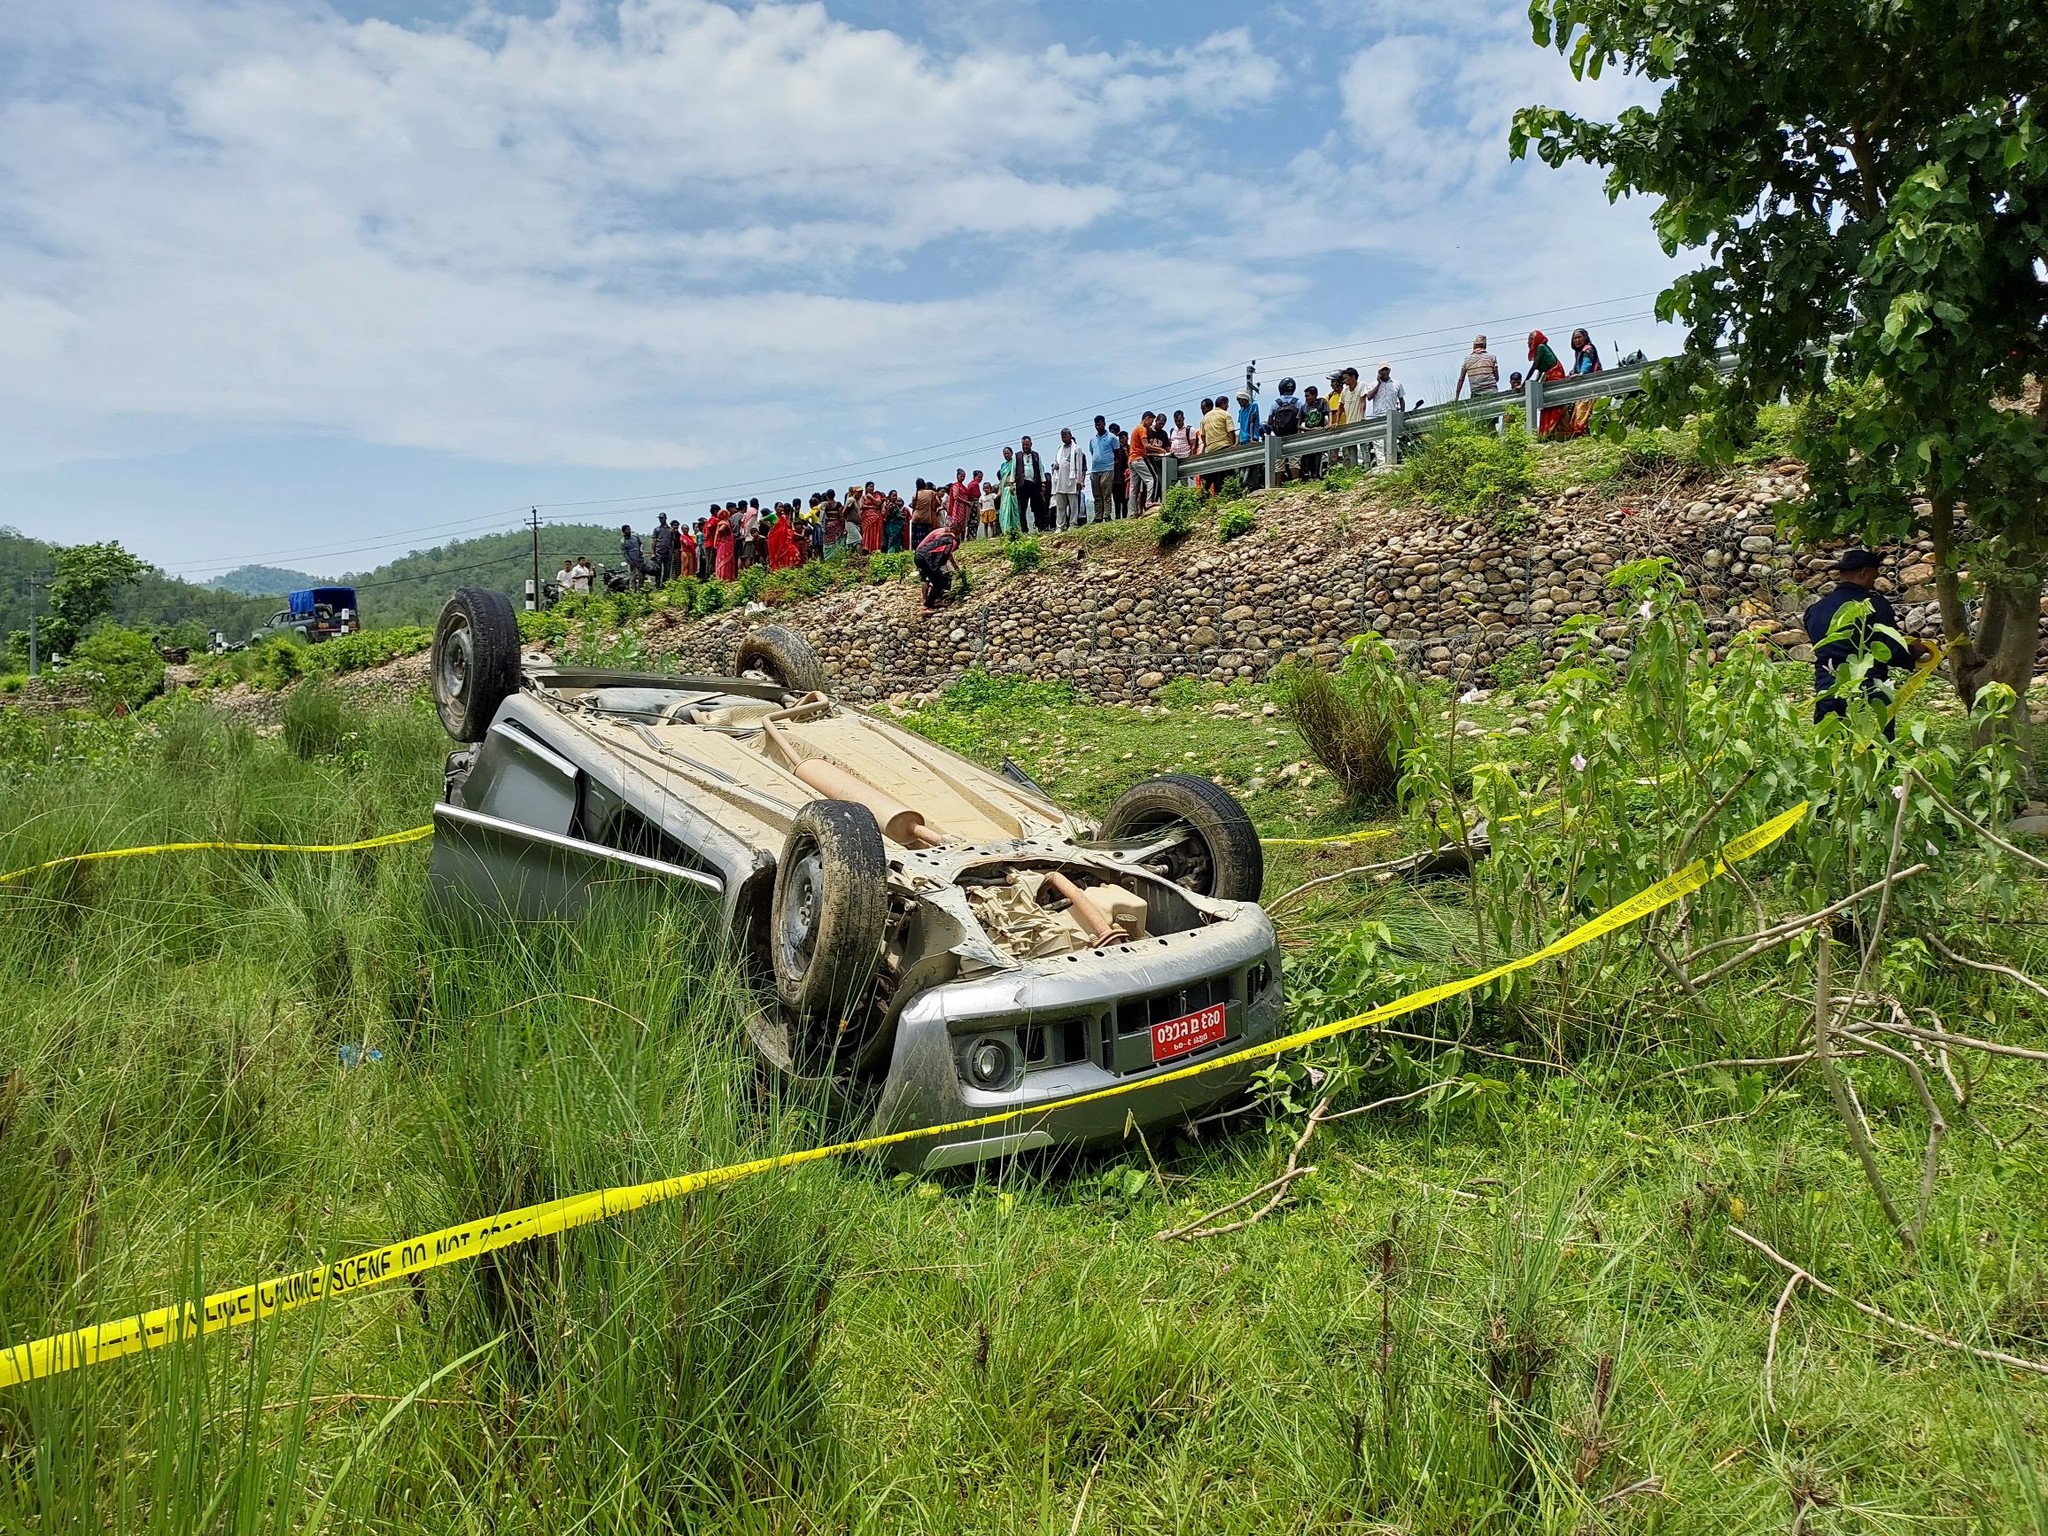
[1363,363,1406,419]
[1362,363,1407,466]
[1051,427,1091,530]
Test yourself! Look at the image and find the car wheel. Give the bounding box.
[431,587,521,742]
[1101,773,1265,903]
[772,800,887,1051]
[734,624,828,695]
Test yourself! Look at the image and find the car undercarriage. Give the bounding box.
[424,588,1285,1169]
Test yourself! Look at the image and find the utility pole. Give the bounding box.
[526,507,542,612]
[26,572,42,677]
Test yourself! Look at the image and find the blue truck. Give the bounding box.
[254,586,361,643]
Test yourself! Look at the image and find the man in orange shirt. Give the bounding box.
[1128,414,1155,513]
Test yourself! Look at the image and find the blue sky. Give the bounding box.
[0,0,1680,581]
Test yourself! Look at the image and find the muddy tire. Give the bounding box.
[1101,773,1264,903]
[772,801,887,1050]
[431,588,521,742]
[734,624,827,695]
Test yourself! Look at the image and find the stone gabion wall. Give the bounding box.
[635,461,1961,704]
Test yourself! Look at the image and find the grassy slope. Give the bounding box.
[1,660,2044,1529]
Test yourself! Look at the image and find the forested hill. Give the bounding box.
[1,522,621,646]
[327,523,618,629]
[207,564,321,596]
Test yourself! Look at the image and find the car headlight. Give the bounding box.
[968,1037,1013,1088]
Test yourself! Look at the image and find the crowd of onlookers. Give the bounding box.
[559,327,1612,612]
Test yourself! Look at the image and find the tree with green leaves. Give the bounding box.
[45,541,150,659]
[1511,0,2048,712]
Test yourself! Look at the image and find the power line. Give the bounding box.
[163,287,1674,576]
[344,550,534,592]
[518,290,1672,513]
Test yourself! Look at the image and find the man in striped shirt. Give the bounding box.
[1454,335,1500,398]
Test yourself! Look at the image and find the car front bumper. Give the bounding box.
[869,910,1285,1171]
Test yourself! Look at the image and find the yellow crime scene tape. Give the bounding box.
[0,800,1808,1390]
[1889,641,1946,719]
[0,827,436,888]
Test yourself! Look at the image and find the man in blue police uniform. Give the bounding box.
[1801,549,1932,725]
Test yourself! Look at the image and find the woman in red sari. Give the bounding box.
[859,483,886,554]
[946,470,974,541]
[712,512,738,582]
[766,510,803,571]
[1527,330,1569,438]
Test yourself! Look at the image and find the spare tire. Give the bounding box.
[734,624,827,695]
[1100,773,1265,904]
[772,800,888,1060]
[431,587,521,742]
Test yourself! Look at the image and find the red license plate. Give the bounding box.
[1151,1002,1228,1063]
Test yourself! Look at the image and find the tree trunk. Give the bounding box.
[1930,491,2041,723]
[1966,574,2042,724]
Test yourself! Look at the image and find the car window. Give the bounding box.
[469,722,579,837]
[582,780,716,875]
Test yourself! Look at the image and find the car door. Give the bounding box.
[429,717,722,923]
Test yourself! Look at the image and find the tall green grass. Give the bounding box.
[0,695,2042,1532]
[0,702,848,1531]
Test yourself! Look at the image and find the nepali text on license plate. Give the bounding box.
[1150,1002,1228,1064]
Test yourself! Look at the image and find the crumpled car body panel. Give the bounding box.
[430,663,1284,1170]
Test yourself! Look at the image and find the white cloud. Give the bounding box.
[0,1,1280,472]
[0,0,1693,545]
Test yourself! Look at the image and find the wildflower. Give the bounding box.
[1638,599,1654,619]
[1893,783,1906,800]
[1571,753,1589,772]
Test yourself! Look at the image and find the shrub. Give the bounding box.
[1486,639,1545,690]
[1400,415,1536,522]
[866,551,915,583]
[282,679,349,760]
[239,634,310,691]
[1157,483,1203,542]
[1006,537,1044,575]
[1612,431,1679,482]
[1272,635,1422,806]
[303,625,434,677]
[1218,506,1258,541]
[933,667,1076,714]
[65,626,166,712]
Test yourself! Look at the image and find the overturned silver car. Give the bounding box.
[425,588,1284,1170]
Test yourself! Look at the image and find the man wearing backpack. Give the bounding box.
[1264,378,1304,481]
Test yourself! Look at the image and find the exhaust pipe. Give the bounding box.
[790,756,945,846]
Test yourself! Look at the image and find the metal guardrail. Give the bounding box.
[1157,348,1739,487]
